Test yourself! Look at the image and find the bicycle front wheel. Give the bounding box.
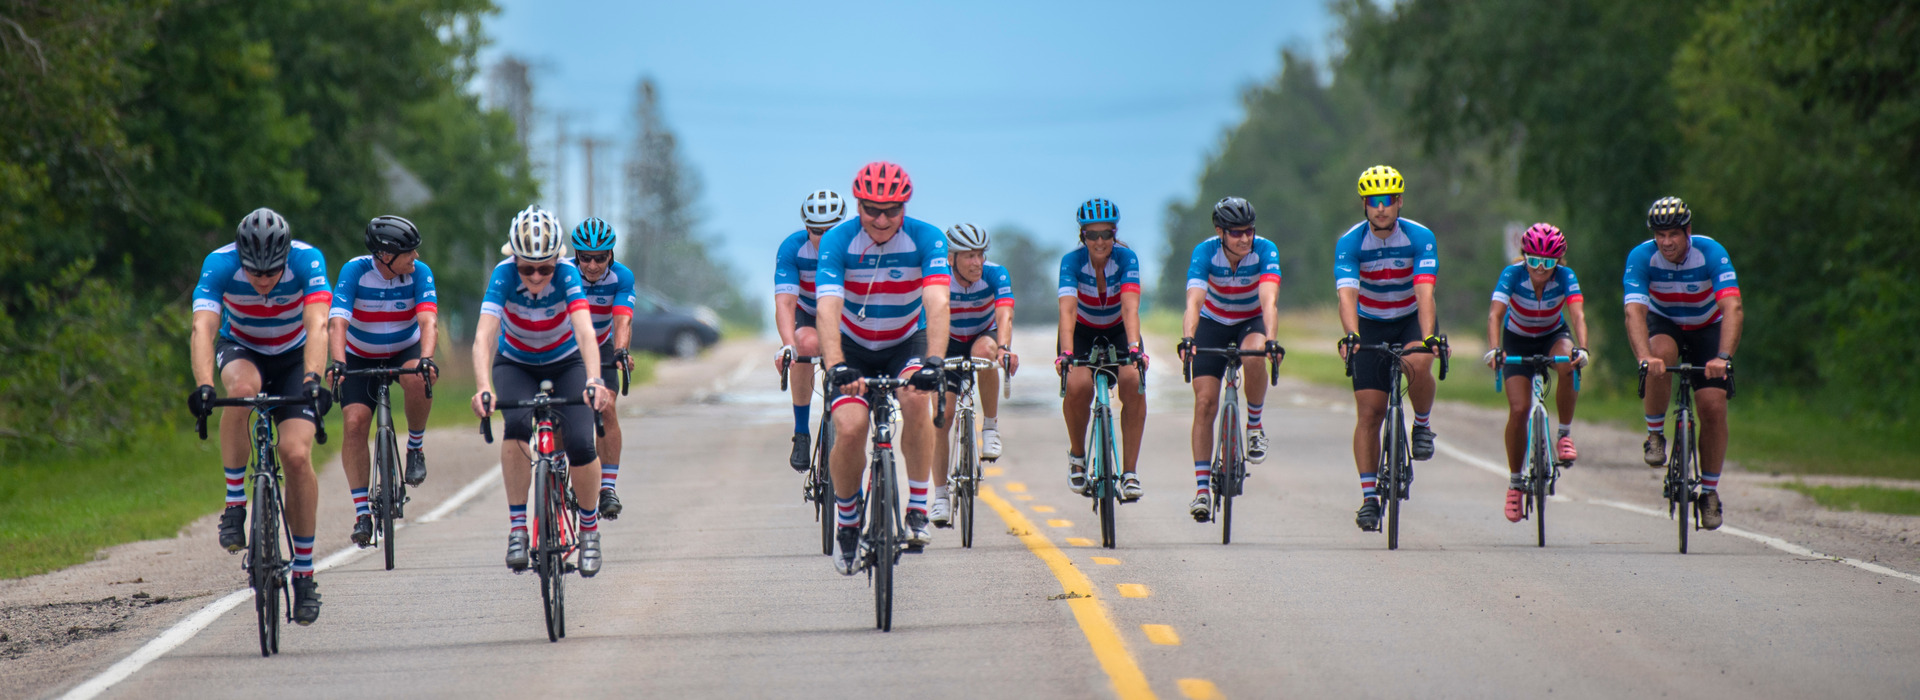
[872,455,897,631]
[377,425,399,570]
[1385,413,1405,551]
[1220,406,1241,545]
[249,473,283,657]
[1531,409,1550,547]
[958,410,978,549]
[1675,415,1693,554]
[816,416,836,556]
[1095,406,1118,549]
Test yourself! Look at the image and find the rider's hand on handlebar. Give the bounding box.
[325,359,345,387]
[418,356,440,382]
[1128,344,1149,371]
[774,345,794,376]
[1338,332,1360,360]
[1177,337,1195,362]
[1571,347,1589,370]
[1264,339,1284,360]
[1483,348,1502,369]
[585,379,612,412]
[187,384,216,418]
[303,372,332,417]
[1705,356,1730,380]
[1002,350,1020,376]
[1641,356,1667,377]
[1423,334,1446,354]
[1055,352,1072,375]
[908,356,944,392]
[471,389,494,418]
[826,362,861,393]
[615,348,633,373]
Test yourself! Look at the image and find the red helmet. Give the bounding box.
[851,161,912,203]
[1521,223,1566,258]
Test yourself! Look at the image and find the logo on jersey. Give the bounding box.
[889,270,903,279]
[1719,272,1736,282]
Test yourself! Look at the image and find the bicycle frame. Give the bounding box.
[480,382,603,641]
[333,365,431,570]
[195,391,322,657]
[1063,342,1134,549]
[1345,339,1448,551]
[1182,344,1280,544]
[849,374,912,632]
[942,356,993,549]
[1497,355,1577,547]
[1639,363,1731,554]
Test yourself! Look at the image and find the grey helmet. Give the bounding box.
[235,207,292,272]
[1211,196,1256,228]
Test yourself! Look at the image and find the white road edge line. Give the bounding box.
[1439,437,1920,586]
[59,464,504,700]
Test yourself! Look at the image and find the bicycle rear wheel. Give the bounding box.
[1385,411,1405,551]
[1531,410,1550,547]
[816,415,836,556]
[958,409,978,549]
[872,454,896,631]
[1674,414,1693,554]
[377,425,399,570]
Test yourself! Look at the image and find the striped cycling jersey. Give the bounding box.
[815,217,951,351]
[1058,245,1142,329]
[772,229,822,316]
[1490,263,1583,337]
[1333,219,1439,321]
[1623,236,1740,330]
[1186,236,1282,324]
[480,259,590,365]
[569,258,636,346]
[192,241,331,356]
[329,256,437,359]
[950,261,1015,342]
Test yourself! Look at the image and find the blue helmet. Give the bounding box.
[570,217,616,252]
[1076,198,1119,226]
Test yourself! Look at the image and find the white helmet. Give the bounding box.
[946,223,989,252]
[507,206,564,261]
[801,190,847,228]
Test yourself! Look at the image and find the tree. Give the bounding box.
[988,225,1062,326]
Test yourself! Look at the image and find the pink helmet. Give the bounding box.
[1521,223,1566,258]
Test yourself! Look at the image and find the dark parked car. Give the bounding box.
[629,287,721,358]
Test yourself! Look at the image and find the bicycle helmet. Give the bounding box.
[801,190,847,228]
[850,162,912,203]
[946,223,989,252]
[364,215,421,256]
[1520,223,1566,258]
[570,217,616,252]
[1646,196,1692,230]
[235,207,292,272]
[1212,196,1256,228]
[1356,165,1405,196]
[507,206,564,261]
[1076,198,1120,225]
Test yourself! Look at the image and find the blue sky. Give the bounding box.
[480,0,1334,304]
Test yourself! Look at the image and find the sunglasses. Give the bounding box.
[805,226,833,236]
[1365,194,1397,209]
[517,264,556,277]
[860,203,904,219]
[1523,255,1558,270]
[575,252,612,265]
[243,266,285,278]
[1223,226,1256,238]
[1081,229,1117,241]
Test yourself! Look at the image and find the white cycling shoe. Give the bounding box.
[929,495,952,528]
[980,429,1003,461]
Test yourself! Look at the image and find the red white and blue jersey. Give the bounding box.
[1490,263,1583,337]
[480,259,590,365]
[192,241,331,356]
[1623,235,1740,330]
[815,217,951,351]
[329,256,438,359]
[1334,219,1439,322]
[772,230,821,316]
[1186,236,1282,325]
[949,261,1015,342]
[569,258,636,346]
[1058,245,1142,329]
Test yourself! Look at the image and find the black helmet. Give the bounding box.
[235,207,291,272]
[1212,196,1255,228]
[365,215,421,256]
[1646,196,1692,230]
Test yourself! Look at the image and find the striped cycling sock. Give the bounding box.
[793,403,810,435]
[407,429,424,451]
[1700,472,1720,493]
[1360,472,1379,500]
[601,464,619,490]
[907,479,930,515]
[836,495,860,528]
[1558,423,1572,438]
[1413,411,1431,428]
[1646,414,1665,433]
[290,536,315,578]
[224,467,248,507]
[578,507,599,533]
[1246,402,1264,429]
[508,504,527,532]
[351,488,370,517]
[982,417,998,431]
[1195,460,1211,494]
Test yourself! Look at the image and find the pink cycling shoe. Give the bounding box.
[1505,488,1525,522]
[1556,435,1578,463]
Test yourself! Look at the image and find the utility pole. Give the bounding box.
[553,114,568,223]
[581,135,607,218]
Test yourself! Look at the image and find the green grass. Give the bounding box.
[1778,483,1920,516]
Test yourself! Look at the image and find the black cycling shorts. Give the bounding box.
[339,342,423,410]
[1068,323,1129,362]
[1190,317,1265,380]
[493,353,598,466]
[1349,315,1429,394]
[1498,327,1574,380]
[1646,315,1731,392]
[596,340,626,394]
[793,307,817,332]
[834,330,927,411]
[215,338,316,424]
[944,329,999,390]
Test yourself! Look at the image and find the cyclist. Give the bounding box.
[816,161,951,573]
[1056,197,1147,501]
[773,189,848,472]
[1482,223,1589,523]
[469,206,614,577]
[567,217,636,520]
[186,207,332,625]
[1624,196,1741,530]
[327,216,439,548]
[931,222,1018,527]
[1334,165,1442,533]
[1175,196,1283,522]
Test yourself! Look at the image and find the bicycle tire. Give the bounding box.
[872,452,896,632]
[377,424,398,571]
[1675,413,1692,554]
[1220,400,1240,545]
[249,470,281,657]
[1385,407,1405,551]
[959,408,977,549]
[1531,407,1550,548]
[816,421,836,556]
[535,455,561,642]
[1095,404,1118,549]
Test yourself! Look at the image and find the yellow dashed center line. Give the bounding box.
[1014,494,1035,501]
[1065,537,1096,547]
[1003,481,1028,493]
[1091,556,1121,565]
[984,467,1005,477]
[1047,519,1074,528]
[980,484,1156,700]
[1178,679,1223,699]
[1031,505,1057,513]
[1117,583,1150,598]
[1141,624,1181,646]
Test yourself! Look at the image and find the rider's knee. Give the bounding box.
[795,330,820,356]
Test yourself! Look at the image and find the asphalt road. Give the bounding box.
[63,333,1920,700]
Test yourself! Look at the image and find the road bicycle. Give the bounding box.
[331,364,433,570]
[1343,337,1449,551]
[940,356,998,549]
[780,351,837,556]
[1639,362,1734,554]
[1496,354,1578,547]
[1182,344,1282,545]
[1061,341,1144,549]
[195,392,327,657]
[844,374,915,631]
[481,381,604,642]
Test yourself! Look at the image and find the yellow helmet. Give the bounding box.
[1357,165,1405,197]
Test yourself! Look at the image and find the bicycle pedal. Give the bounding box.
[903,544,925,553]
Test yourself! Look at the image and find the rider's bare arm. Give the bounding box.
[1567,299,1588,350]
[1055,295,1076,358]
[1715,295,1742,358]
[1623,302,1654,362]
[817,295,847,369]
[1336,287,1360,359]
[302,301,330,376]
[1120,291,1142,348]
[417,309,440,360]
[1486,300,1508,356]
[774,293,799,349]
[1413,281,1437,340]
[191,310,222,387]
[470,313,501,416]
[1257,278,1281,341]
[922,284,951,359]
[328,317,349,366]
[1182,287,1204,340]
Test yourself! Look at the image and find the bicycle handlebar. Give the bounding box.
[601,349,633,396]
[478,386,607,445]
[331,364,435,400]
[1494,354,1580,393]
[1058,344,1145,398]
[194,394,328,445]
[777,351,821,392]
[1637,362,1736,400]
[1180,346,1285,386]
[1342,338,1450,381]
